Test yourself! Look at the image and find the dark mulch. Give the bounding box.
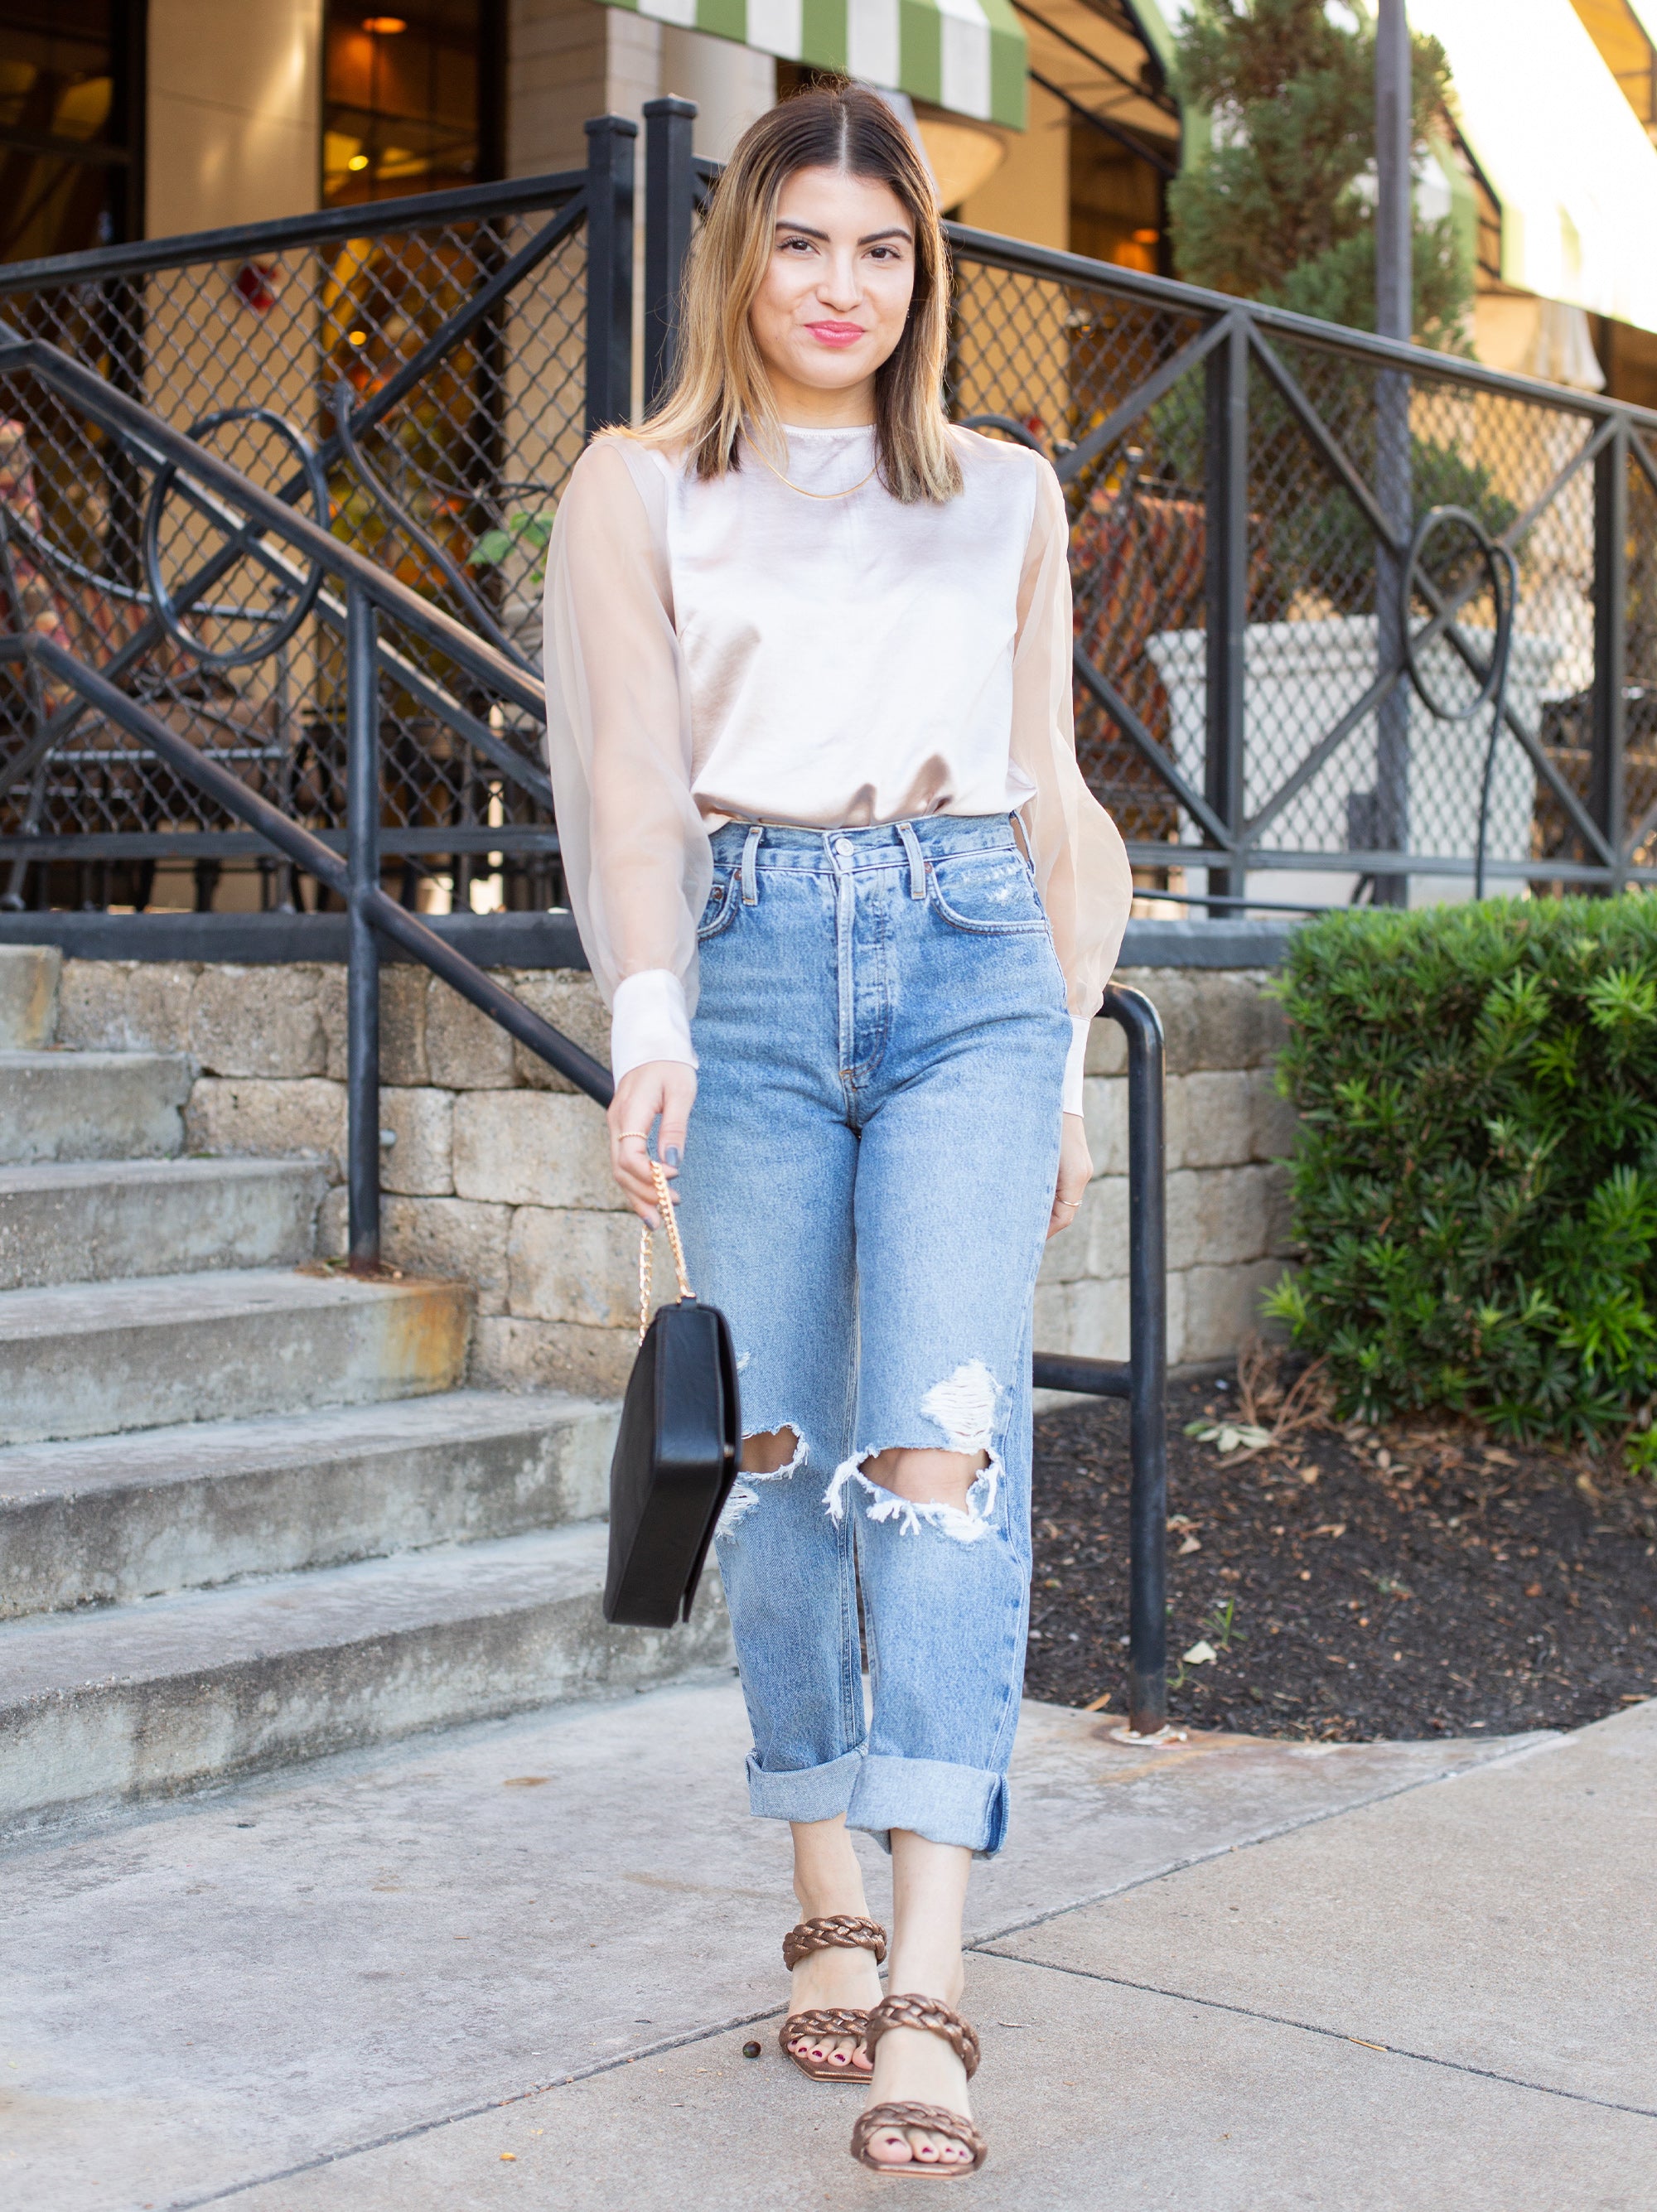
[1026,1373,1657,1741]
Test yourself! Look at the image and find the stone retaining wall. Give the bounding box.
[57,957,1294,1392]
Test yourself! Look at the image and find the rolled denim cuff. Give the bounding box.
[846,1755,1010,1858]
[745,1744,864,1823]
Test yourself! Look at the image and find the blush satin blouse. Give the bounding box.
[542,421,1133,1112]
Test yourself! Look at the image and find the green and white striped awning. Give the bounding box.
[603,0,1027,130]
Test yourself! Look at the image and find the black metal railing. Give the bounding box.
[641,105,1657,909]
[0,120,635,915]
[0,327,609,1232]
[0,316,1175,1728]
[1032,988,1167,1734]
[8,104,1655,914]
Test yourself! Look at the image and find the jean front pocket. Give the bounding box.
[927,848,1049,936]
[696,872,740,942]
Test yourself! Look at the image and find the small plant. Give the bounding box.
[1202,1596,1247,1651]
[468,510,553,586]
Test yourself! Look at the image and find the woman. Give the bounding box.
[545,83,1130,2176]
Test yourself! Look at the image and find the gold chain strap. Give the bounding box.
[637,1157,692,1342]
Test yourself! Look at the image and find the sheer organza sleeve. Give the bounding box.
[1011,460,1133,1113]
[543,437,709,1077]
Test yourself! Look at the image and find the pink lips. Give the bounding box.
[804,321,867,348]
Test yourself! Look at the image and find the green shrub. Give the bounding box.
[1264,898,1657,1456]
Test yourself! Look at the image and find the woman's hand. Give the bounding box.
[1046,1111,1092,1239]
[607,1060,698,1223]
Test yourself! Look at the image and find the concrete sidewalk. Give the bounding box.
[2,1678,1652,2210]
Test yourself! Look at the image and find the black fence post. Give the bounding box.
[345,582,382,1273]
[1592,419,1629,891]
[583,114,637,437]
[643,96,696,417]
[1204,317,1248,912]
[1105,984,1168,1736]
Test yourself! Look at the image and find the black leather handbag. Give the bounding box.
[602,1161,740,1628]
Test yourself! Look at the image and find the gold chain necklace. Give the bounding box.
[749,437,878,501]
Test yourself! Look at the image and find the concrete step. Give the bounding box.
[0,1157,326,1291]
[0,1389,618,1617]
[0,1520,731,1828]
[0,944,60,1048]
[0,1049,191,1163]
[0,1268,472,1446]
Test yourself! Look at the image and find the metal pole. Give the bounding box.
[1374,0,1413,906]
[1104,983,1168,1736]
[583,115,637,437]
[1203,319,1248,915]
[643,96,697,416]
[345,582,381,1273]
[1592,422,1629,892]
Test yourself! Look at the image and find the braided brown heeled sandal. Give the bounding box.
[779,1914,887,2082]
[849,1992,988,2177]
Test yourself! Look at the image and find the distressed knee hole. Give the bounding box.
[860,1445,985,1514]
[742,1426,801,1476]
[717,1424,804,1534]
[822,1361,1005,1543]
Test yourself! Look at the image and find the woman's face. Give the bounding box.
[747,165,916,421]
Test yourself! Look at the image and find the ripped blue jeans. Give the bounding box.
[674,814,1070,1857]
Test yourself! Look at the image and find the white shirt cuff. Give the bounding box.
[610,969,697,1083]
[1062,1014,1090,1117]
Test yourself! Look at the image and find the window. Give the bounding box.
[323,0,502,207]
[0,1,142,265]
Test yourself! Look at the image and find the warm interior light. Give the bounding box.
[347,152,370,171]
[363,15,407,31]
[348,329,369,345]
[912,118,1006,211]
[1132,228,1159,245]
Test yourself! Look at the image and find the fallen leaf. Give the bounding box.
[1081,1691,1113,1711]
[1524,1582,1543,1598]
[1182,1639,1218,1665]
[1313,1522,1347,1539]
[503,1776,549,1788]
[1178,1534,1201,1554]
[500,2152,517,2161]
[1184,1419,1273,1455]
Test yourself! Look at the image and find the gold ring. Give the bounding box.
[618,1130,652,1144]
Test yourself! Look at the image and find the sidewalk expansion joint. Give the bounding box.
[979,1951,1657,2124]
[960,1731,1561,1954]
[159,2002,792,2210]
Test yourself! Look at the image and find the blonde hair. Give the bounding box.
[635,83,961,505]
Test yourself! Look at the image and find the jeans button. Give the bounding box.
[833,837,853,858]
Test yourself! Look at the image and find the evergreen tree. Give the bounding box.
[1167,0,1472,350]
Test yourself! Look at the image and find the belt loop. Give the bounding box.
[896,819,926,901]
[740,823,763,905]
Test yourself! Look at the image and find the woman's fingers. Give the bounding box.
[1047,1108,1093,1239]
[655,1063,696,1185]
[606,1060,698,1223]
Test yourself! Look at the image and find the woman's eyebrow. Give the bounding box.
[772,220,914,245]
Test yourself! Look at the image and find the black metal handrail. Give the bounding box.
[1032,986,1168,1736]
[0,326,611,1287]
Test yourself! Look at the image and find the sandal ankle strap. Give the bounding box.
[782,1914,888,1970]
[863,1992,981,2079]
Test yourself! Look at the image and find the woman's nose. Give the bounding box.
[818,254,862,309]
